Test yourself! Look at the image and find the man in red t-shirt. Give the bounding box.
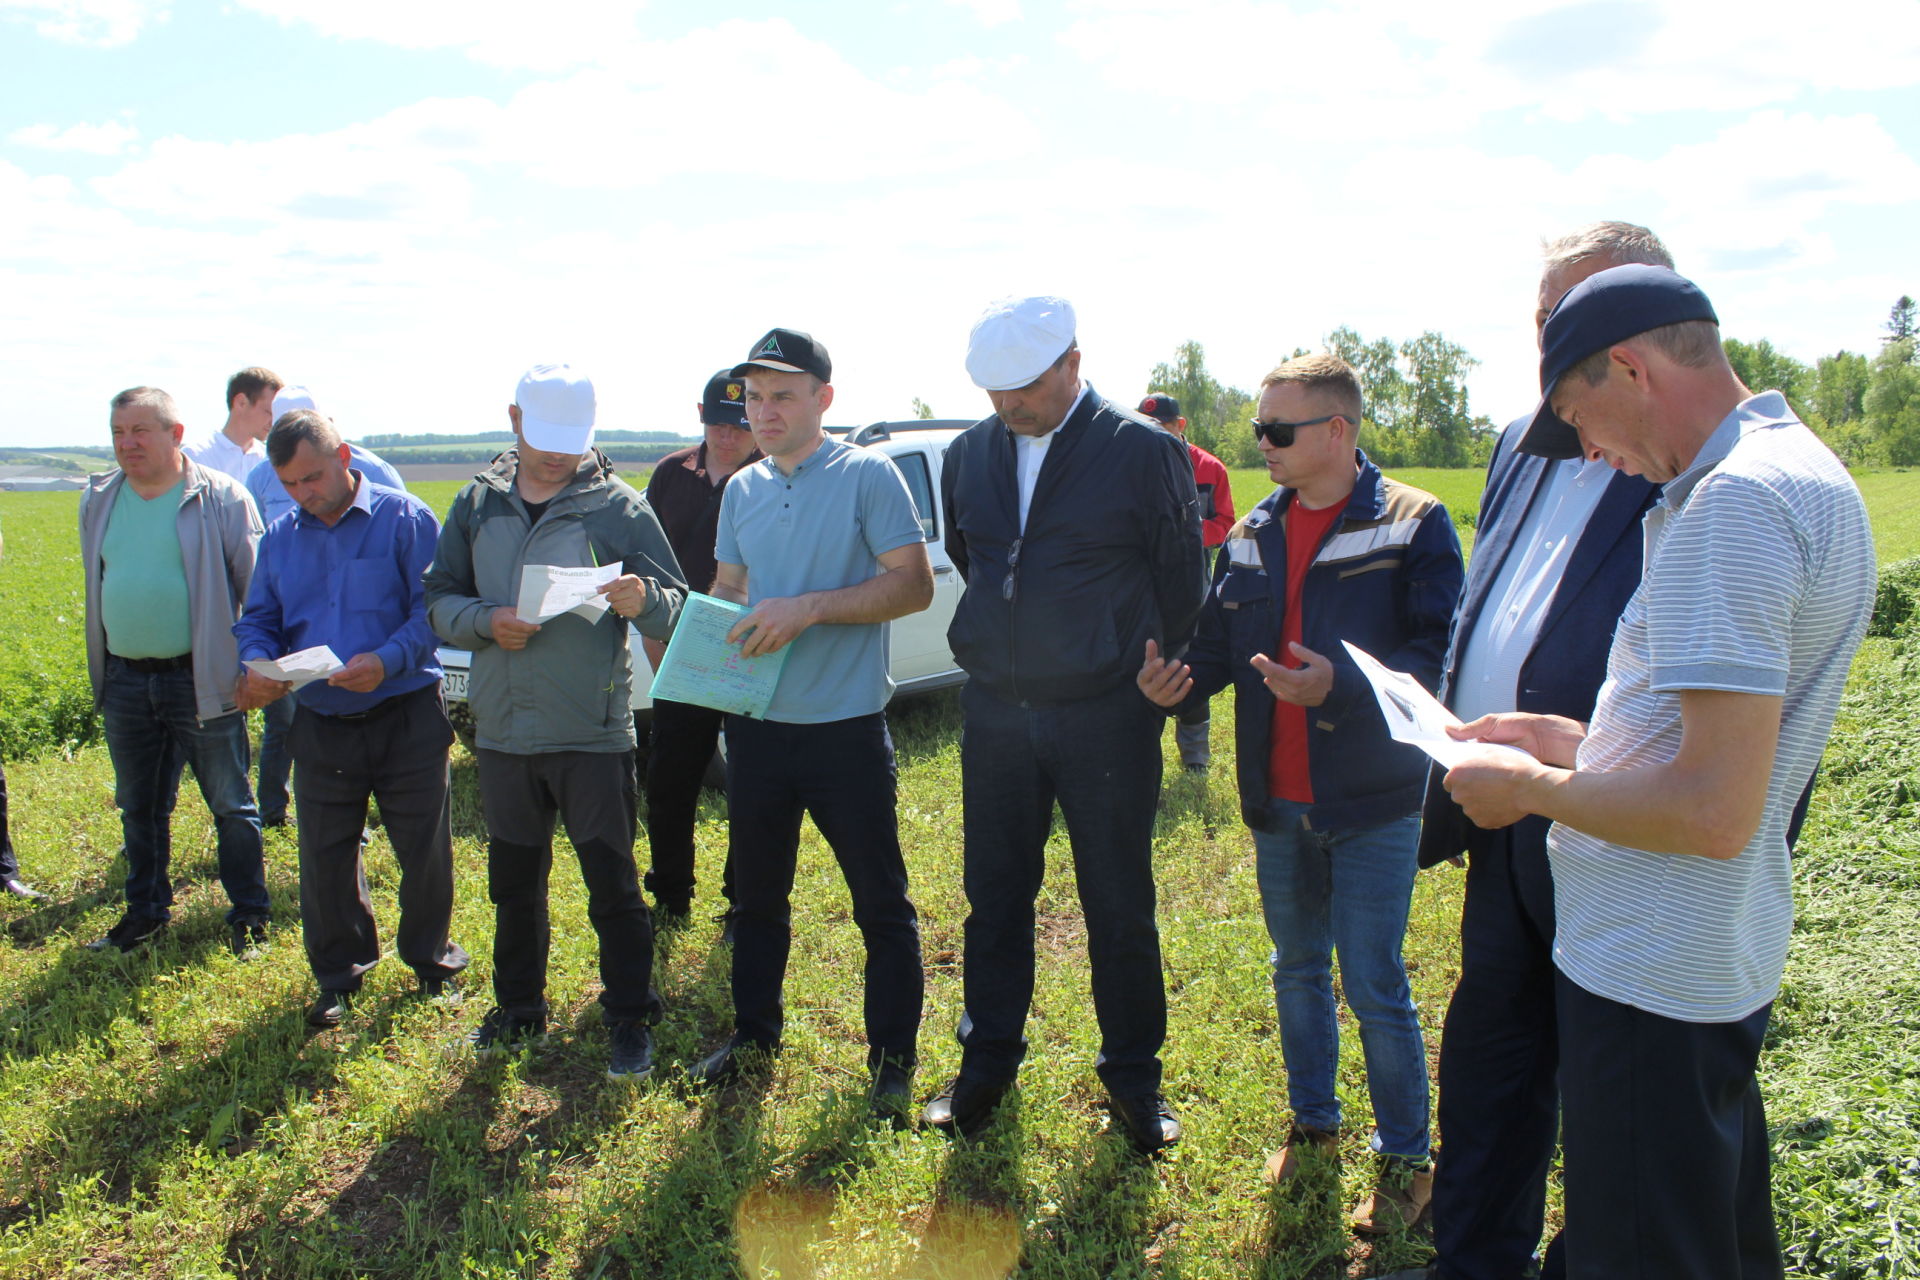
[1139,354,1463,1233]
[1139,393,1235,772]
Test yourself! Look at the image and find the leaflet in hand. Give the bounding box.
[517,563,620,624]
[649,592,788,720]
[1340,641,1532,770]
[245,645,343,688]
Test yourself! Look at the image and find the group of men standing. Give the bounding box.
[47,219,1873,1278]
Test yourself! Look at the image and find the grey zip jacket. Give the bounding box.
[424,449,686,755]
[80,460,263,724]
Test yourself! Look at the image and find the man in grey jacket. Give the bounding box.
[80,386,271,955]
[424,363,687,1081]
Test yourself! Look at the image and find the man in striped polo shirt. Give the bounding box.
[1441,266,1875,1280]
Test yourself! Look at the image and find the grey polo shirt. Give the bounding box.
[714,435,926,724]
[1548,392,1874,1023]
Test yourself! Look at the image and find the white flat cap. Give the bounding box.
[966,295,1077,391]
[272,384,319,421]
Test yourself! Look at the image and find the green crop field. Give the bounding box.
[0,472,1916,1277]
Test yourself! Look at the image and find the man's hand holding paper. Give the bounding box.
[516,563,620,625]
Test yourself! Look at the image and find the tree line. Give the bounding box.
[1143,294,1920,473]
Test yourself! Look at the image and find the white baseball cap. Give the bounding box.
[515,363,596,454]
[965,295,1077,391]
[272,384,320,422]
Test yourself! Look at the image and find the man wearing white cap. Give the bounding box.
[424,363,687,1081]
[922,296,1206,1154]
[245,386,408,829]
[184,367,281,485]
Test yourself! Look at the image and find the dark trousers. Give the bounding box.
[643,697,733,909]
[1557,974,1782,1280]
[0,758,17,882]
[288,687,468,993]
[722,711,921,1061]
[475,748,661,1026]
[956,679,1167,1096]
[258,693,295,824]
[1430,818,1564,1280]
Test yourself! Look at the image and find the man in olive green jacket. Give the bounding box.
[424,363,685,1080]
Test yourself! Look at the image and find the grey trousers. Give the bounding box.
[289,686,469,992]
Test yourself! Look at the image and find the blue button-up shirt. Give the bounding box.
[248,443,406,529]
[234,471,443,716]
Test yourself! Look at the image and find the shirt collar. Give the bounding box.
[1660,390,1794,511]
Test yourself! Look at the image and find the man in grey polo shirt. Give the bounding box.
[691,327,934,1122]
[1442,266,1874,1280]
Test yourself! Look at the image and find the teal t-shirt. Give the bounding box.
[100,478,192,659]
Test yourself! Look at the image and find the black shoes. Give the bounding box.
[418,974,463,1005]
[230,915,270,958]
[690,1039,777,1090]
[86,913,166,953]
[307,990,353,1028]
[714,907,740,946]
[3,876,45,900]
[653,897,692,927]
[1106,1091,1182,1156]
[469,1007,547,1055]
[867,1055,915,1126]
[606,1020,656,1081]
[921,1075,1010,1138]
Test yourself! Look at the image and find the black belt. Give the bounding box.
[323,683,435,723]
[116,653,192,673]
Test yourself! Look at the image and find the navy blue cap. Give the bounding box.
[1518,264,1719,460]
[1138,393,1181,423]
[701,369,748,426]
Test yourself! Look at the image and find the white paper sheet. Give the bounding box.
[516,563,620,624]
[1340,640,1534,770]
[244,644,344,688]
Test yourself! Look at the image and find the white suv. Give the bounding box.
[438,421,972,742]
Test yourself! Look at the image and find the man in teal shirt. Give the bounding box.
[80,386,270,954]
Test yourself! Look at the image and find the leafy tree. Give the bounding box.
[1146,340,1261,466]
[1724,337,1813,423]
[1866,337,1920,465]
[911,397,935,420]
[1811,350,1878,465]
[1887,296,1916,344]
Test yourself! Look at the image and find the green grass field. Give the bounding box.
[0,471,1916,1277]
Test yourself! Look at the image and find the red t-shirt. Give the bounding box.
[1267,497,1347,803]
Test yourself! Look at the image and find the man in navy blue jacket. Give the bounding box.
[1382,223,1671,1280]
[1142,353,1463,1232]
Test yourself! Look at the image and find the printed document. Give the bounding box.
[517,563,620,624]
[244,645,343,688]
[1341,641,1533,770]
[649,592,788,719]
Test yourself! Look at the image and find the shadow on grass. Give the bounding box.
[1246,1155,1361,1280]
[1015,1132,1161,1279]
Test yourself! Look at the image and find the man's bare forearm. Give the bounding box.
[794,561,933,627]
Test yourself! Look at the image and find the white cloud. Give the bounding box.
[945,0,1022,26]
[9,119,140,155]
[235,0,650,71]
[0,0,166,46]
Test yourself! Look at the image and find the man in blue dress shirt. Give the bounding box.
[235,410,468,1027]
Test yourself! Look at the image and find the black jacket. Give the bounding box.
[941,385,1207,705]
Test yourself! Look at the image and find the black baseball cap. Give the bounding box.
[701,369,748,427]
[1138,393,1181,423]
[731,327,832,383]
[1519,264,1719,460]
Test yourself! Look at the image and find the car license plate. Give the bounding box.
[442,669,469,701]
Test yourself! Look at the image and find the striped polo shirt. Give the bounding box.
[1549,392,1874,1023]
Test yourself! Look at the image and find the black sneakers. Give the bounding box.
[85,913,166,953]
[606,1020,655,1081]
[469,1007,547,1054]
[418,974,464,1005]
[307,990,353,1028]
[230,915,270,958]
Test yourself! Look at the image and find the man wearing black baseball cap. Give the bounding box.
[1138,392,1235,772]
[640,370,762,927]
[1439,265,1874,1280]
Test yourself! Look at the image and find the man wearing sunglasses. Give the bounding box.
[1140,354,1463,1229]
[926,295,1206,1155]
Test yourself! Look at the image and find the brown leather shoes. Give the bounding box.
[1351,1157,1435,1234]
[1263,1122,1338,1183]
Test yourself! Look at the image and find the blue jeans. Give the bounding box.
[101,657,270,925]
[1252,799,1428,1160]
[257,694,295,823]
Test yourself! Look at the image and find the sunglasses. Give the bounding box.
[1250,414,1342,449]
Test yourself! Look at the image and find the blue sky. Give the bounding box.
[2,0,1917,450]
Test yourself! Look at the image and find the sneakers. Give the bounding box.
[307,990,353,1028]
[230,915,270,959]
[1263,1122,1339,1183]
[606,1020,655,1082]
[85,913,166,953]
[1351,1156,1435,1234]
[468,1007,547,1055]
[689,1039,777,1091]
